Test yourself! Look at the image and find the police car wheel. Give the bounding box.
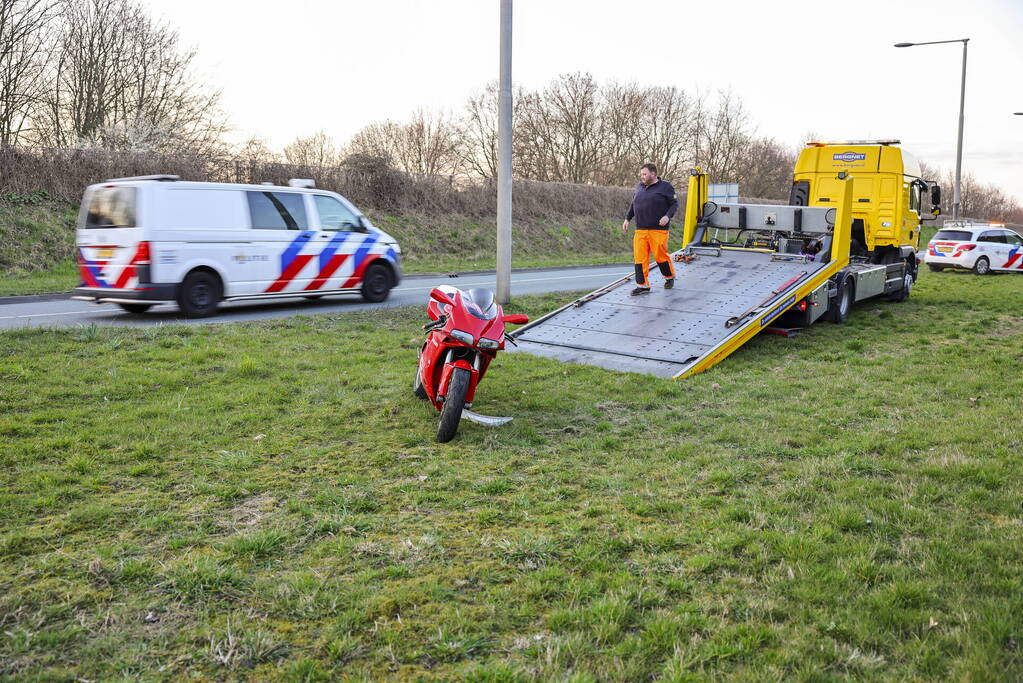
[361,263,392,303]
[177,271,222,318]
[927,264,945,272]
[973,257,991,276]
[117,303,152,314]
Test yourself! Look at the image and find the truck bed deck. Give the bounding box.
[509,248,830,378]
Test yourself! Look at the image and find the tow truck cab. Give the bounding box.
[790,141,941,265]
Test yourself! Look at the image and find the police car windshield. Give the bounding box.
[83,187,137,228]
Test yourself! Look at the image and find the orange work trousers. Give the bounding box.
[633,229,676,288]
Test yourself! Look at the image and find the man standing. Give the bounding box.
[622,163,677,295]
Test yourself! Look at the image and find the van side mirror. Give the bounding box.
[355,216,370,233]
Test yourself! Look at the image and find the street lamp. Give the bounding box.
[895,38,969,220]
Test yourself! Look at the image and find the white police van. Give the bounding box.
[73,176,402,317]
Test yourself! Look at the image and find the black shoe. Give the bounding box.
[630,287,650,296]
[664,278,675,290]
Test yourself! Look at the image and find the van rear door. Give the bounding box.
[76,184,147,290]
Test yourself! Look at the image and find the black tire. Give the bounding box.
[360,263,392,303]
[117,303,152,314]
[436,368,469,443]
[825,277,853,324]
[886,271,913,302]
[412,366,428,400]
[176,270,222,318]
[973,257,991,276]
[927,264,945,272]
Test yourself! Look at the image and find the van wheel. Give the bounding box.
[117,303,152,314]
[177,271,222,318]
[361,262,392,303]
[973,257,991,275]
[825,278,853,324]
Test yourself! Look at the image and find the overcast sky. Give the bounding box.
[145,0,1023,200]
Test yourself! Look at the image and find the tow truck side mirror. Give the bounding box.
[930,185,941,214]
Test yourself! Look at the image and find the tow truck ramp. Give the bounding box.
[509,178,854,379]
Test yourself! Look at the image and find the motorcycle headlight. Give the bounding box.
[477,337,500,350]
[449,329,474,346]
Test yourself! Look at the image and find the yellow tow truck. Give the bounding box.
[509,141,942,379]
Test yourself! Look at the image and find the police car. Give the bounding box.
[924,222,1023,275]
[73,176,402,317]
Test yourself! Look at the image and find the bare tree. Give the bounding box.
[36,0,225,154]
[0,0,56,145]
[283,130,341,168]
[347,110,459,176]
[235,134,279,162]
[458,83,500,178]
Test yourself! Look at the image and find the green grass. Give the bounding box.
[0,261,80,296]
[2,269,1022,680]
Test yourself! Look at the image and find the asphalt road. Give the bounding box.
[0,264,629,330]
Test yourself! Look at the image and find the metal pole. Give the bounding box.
[496,0,513,304]
[953,39,968,221]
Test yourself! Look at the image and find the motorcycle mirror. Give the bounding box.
[429,288,454,305]
[503,314,529,325]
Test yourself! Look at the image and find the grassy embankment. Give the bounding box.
[1,267,1021,680]
[0,196,664,296]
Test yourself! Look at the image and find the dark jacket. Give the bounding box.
[625,178,678,229]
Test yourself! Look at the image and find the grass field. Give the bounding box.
[1,268,1022,680]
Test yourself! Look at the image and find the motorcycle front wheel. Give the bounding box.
[437,368,470,443]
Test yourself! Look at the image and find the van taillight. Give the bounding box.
[136,241,151,264]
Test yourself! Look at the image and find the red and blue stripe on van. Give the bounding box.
[265,231,390,293]
[77,243,147,290]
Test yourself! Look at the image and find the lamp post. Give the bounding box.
[496,0,513,304]
[895,38,969,221]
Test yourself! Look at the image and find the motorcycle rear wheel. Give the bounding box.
[436,368,469,442]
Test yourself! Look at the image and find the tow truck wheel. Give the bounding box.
[927,264,945,272]
[973,257,991,276]
[887,272,913,302]
[826,279,852,324]
[117,303,152,314]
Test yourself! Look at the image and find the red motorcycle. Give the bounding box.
[413,285,529,442]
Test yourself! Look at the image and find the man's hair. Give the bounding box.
[641,162,657,174]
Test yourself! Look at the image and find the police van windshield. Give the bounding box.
[82,186,137,228]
